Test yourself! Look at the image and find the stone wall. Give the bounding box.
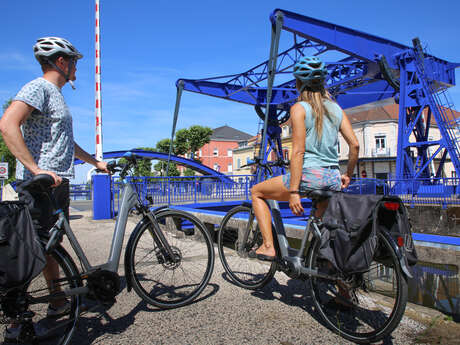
[407,206,460,237]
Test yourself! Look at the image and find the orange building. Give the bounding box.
[198,125,252,174]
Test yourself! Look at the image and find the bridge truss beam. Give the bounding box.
[173,9,459,181]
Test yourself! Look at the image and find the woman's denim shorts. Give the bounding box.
[282,166,342,193]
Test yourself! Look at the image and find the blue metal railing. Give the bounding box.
[344,177,460,208]
[111,175,256,215]
[69,184,91,200]
[66,175,459,216]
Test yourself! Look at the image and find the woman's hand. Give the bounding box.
[341,174,351,189]
[289,193,304,216]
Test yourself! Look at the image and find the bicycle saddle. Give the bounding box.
[303,189,334,201]
[17,174,55,194]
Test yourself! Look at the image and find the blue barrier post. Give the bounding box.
[93,174,112,220]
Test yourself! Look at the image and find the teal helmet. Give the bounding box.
[293,56,327,91]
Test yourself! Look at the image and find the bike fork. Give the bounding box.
[144,212,179,262]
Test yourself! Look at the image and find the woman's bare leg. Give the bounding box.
[251,175,290,257]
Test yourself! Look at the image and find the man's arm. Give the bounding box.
[74,142,109,173]
[0,101,62,185]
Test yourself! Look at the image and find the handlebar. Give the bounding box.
[95,152,144,178]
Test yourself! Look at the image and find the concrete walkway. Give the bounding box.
[65,208,435,345]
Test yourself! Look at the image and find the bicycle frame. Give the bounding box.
[46,178,178,297]
[265,199,336,280]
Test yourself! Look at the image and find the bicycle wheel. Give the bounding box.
[218,205,276,289]
[129,209,214,309]
[308,232,408,344]
[0,244,81,345]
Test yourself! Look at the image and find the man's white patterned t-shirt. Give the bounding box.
[14,77,75,180]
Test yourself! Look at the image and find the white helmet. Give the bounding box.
[33,37,83,62]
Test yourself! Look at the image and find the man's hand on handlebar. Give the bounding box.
[95,161,111,174]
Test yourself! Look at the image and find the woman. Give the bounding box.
[250,56,359,261]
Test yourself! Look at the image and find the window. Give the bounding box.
[375,135,386,149]
[283,149,289,160]
[213,148,218,156]
[237,159,241,168]
[227,149,232,157]
[214,163,219,171]
[228,164,232,172]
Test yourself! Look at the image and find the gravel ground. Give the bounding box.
[63,209,426,345]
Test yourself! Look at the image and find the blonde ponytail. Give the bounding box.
[296,79,334,140]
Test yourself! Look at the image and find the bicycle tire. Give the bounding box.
[0,244,81,345]
[218,205,276,290]
[129,209,215,309]
[308,232,408,344]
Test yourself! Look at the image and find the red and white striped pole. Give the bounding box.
[95,0,103,161]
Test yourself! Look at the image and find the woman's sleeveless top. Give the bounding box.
[299,100,343,168]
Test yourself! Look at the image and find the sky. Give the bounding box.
[1,0,460,183]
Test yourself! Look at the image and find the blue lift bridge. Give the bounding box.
[171,9,460,184]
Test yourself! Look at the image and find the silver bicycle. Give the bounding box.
[218,161,409,344]
[0,152,215,344]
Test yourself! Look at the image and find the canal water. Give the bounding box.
[409,261,460,320]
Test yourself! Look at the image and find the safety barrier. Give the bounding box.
[68,175,460,216]
[386,177,460,208]
[69,183,91,200]
[111,175,256,215]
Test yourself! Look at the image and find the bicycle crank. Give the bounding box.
[87,270,121,303]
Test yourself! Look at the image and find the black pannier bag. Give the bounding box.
[0,201,46,290]
[374,196,418,266]
[319,193,384,275]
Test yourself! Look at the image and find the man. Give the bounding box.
[0,37,109,340]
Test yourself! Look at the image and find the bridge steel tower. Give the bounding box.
[171,9,460,184]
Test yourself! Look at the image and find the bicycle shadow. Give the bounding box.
[68,278,219,345]
[222,273,396,345]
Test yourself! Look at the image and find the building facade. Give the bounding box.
[237,103,459,179]
[232,135,259,175]
[198,125,252,174]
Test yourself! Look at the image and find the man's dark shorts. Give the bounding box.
[16,178,70,236]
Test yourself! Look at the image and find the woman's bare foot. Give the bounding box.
[255,243,276,258]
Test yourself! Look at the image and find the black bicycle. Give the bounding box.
[217,161,409,344]
[0,152,215,344]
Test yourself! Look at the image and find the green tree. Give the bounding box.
[153,139,180,176]
[118,147,157,177]
[183,167,195,176]
[155,138,173,154]
[1,99,16,183]
[175,125,212,160]
[133,147,156,176]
